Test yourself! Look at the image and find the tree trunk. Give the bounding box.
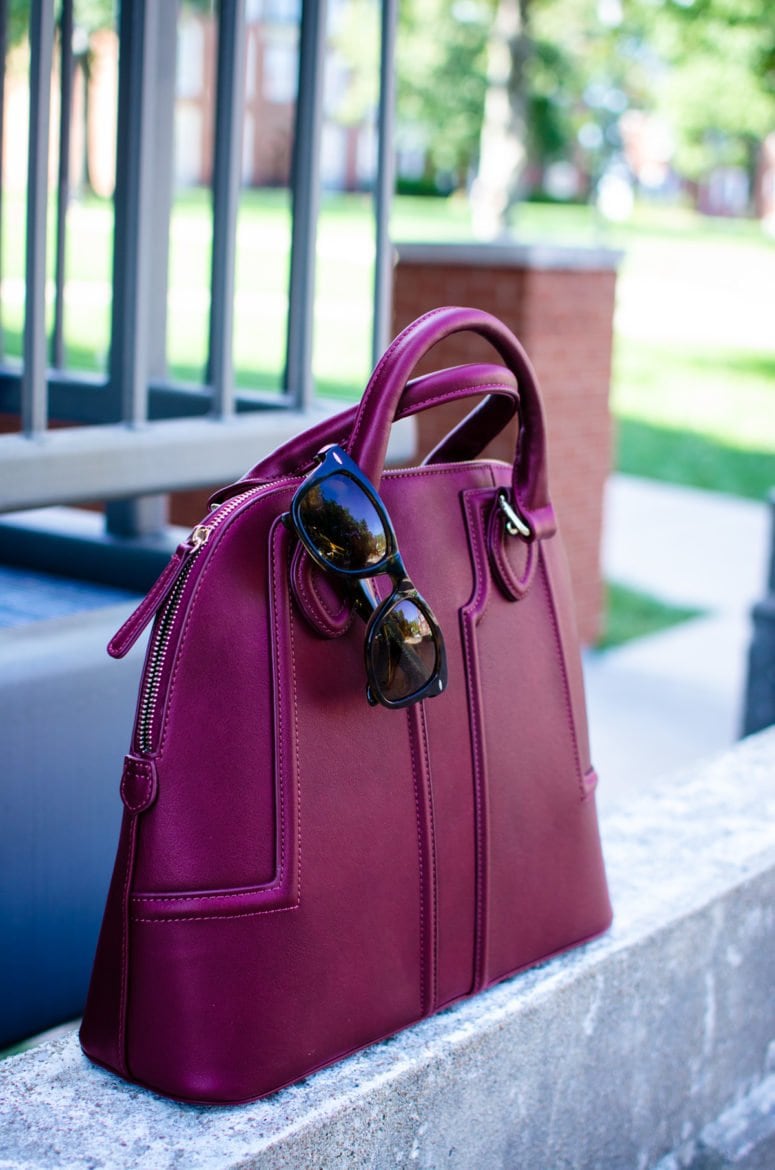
[471,0,531,238]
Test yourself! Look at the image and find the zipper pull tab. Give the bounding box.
[107,528,208,660]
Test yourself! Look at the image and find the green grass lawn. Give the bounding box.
[3,189,771,487]
[598,582,706,650]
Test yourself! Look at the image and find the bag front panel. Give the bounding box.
[124,511,433,1101]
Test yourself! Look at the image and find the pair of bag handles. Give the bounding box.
[219,307,554,543]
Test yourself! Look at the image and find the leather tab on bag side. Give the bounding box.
[120,755,158,815]
[487,492,546,601]
[289,542,354,639]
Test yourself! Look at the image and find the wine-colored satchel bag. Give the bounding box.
[80,306,612,1105]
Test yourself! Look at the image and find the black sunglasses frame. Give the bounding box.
[288,445,447,709]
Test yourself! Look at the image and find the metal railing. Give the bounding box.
[0,0,396,530]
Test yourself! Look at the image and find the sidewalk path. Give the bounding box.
[585,475,771,810]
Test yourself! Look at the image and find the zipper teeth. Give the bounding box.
[135,486,265,755]
[137,556,198,753]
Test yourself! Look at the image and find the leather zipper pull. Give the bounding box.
[107,530,208,659]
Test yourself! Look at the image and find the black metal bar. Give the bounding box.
[372,0,397,365]
[207,0,247,417]
[22,0,55,435]
[0,369,293,423]
[106,2,177,539]
[285,0,327,408]
[51,0,74,370]
[146,2,178,380]
[742,491,775,735]
[109,0,153,424]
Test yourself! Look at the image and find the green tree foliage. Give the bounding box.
[649,0,775,180]
[326,0,380,126]
[8,0,115,46]
[528,0,656,170]
[395,0,496,186]
[475,0,775,228]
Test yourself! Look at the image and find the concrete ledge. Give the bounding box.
[1,730,773,1169]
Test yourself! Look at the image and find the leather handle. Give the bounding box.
[210,361,521,507]
[346,306,553,538]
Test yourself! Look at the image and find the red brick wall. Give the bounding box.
[392,246,619,644]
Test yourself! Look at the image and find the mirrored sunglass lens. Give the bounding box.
[298,474,387,570]
[372,599,437,703]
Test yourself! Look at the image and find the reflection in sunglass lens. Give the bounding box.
[298,474,388,570]
[372,599,437,703]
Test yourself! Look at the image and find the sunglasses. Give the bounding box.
[287,445,447,709]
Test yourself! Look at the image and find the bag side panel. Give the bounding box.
[131,497,292,895]
[79,814,136,1077]
[460,490,612,988]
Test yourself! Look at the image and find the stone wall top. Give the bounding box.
[1,729,773,1170]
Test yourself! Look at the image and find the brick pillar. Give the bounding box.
[392,242,621,646]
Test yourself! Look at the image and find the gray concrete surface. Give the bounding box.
[654,1074,775,1170]
[0,728,773,1170]
[586,475,771,809]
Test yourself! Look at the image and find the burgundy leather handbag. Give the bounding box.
[80,306,612,1105]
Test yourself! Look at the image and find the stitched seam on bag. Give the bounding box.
[271,522,289,895]
[491,517,535,600]
[382,464,506,483]
[134,522,301,912]
[288,542,303,907]
[347,308,452,456]
[419,702,439,1012]
[131,904,303,924]
[306,568,350,629]
[462,489,491,991]
[293,552,353,637]
[399,381,517,416]
[406,707,427,1017]
[539,559,586,801]
[464,502,487,989]
[133,888,285,903]
[118,816,137,1076]
[120,759,154,814]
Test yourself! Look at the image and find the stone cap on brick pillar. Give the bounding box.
[394,240,624,271]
